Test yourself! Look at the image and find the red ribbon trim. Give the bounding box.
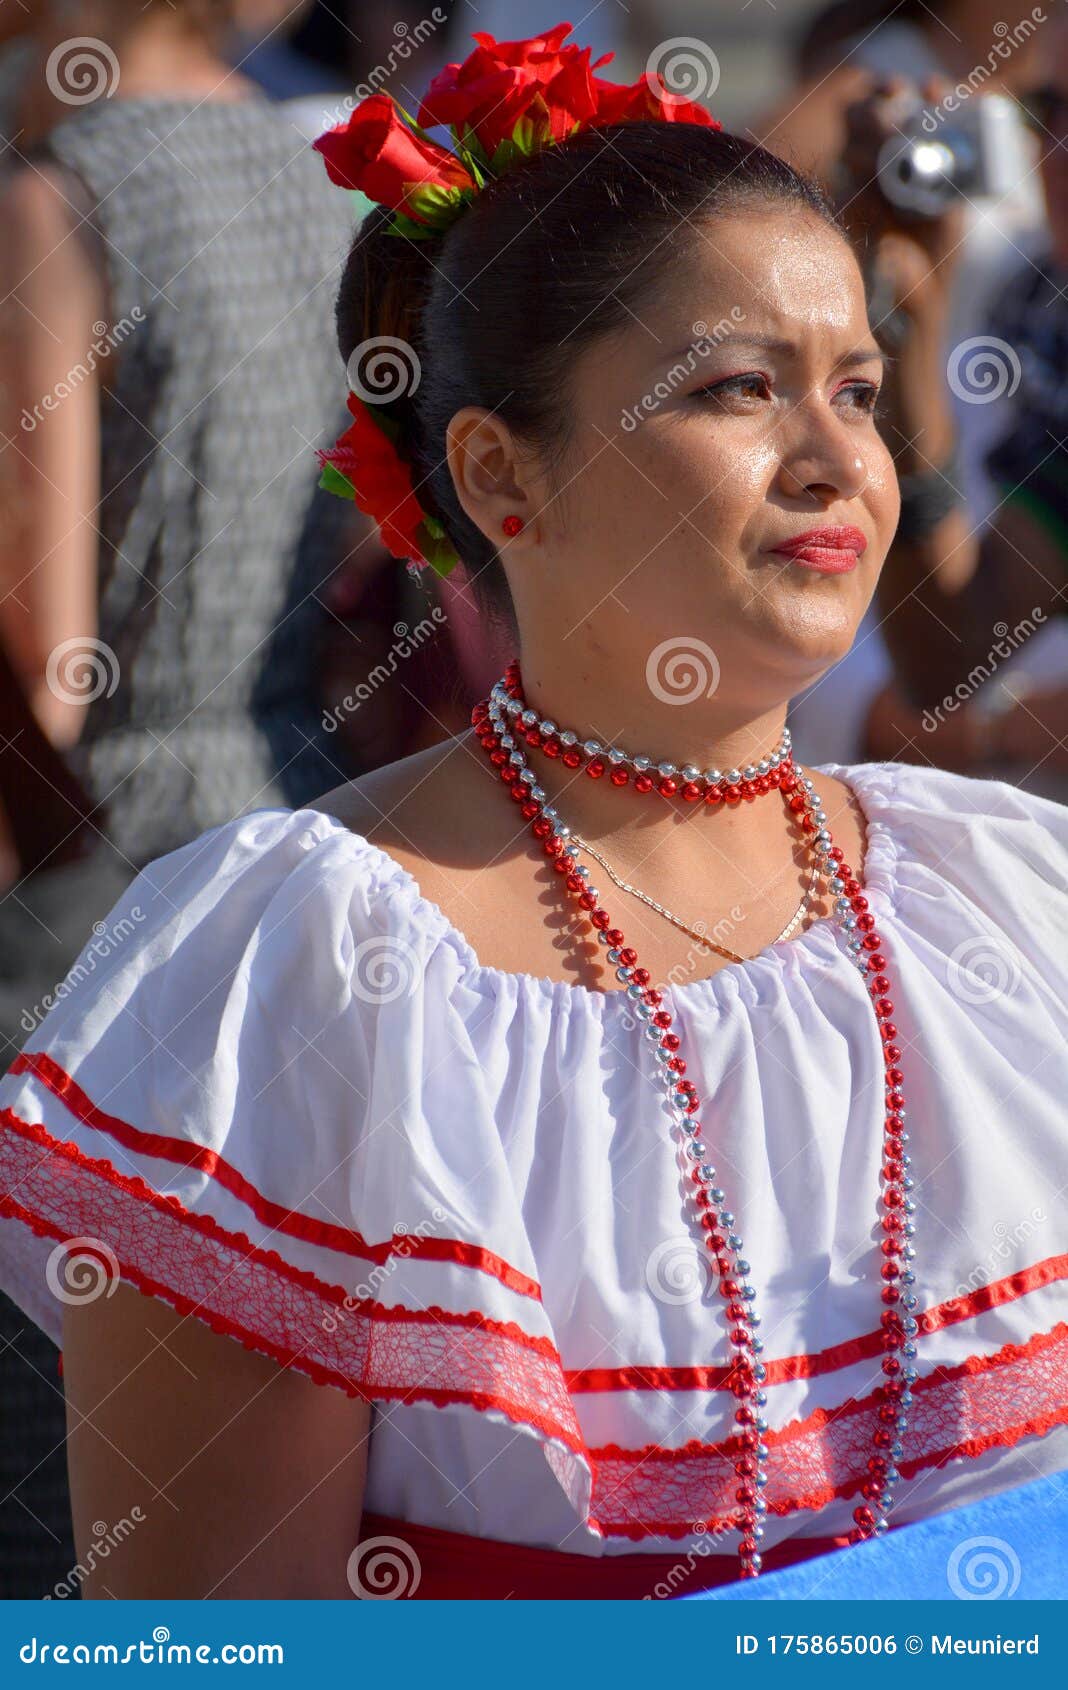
[12,1051,542,1301]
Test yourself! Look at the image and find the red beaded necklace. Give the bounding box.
[471,658,918,1580]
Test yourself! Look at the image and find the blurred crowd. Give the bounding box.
[0,0,1065,1593]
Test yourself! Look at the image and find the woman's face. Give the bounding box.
[507,206,900,714]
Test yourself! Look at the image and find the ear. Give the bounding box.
[446,407,537,544]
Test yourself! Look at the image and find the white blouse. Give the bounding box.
[1,758,1066,1560]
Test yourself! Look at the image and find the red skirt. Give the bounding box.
[356,1511,860,1599]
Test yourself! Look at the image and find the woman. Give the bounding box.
[0,24,1065,1600]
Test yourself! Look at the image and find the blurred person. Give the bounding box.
[0,24,1065,1601]
[836,36,1068,796]
[0,0,360,1594]
[763,2,1055,770]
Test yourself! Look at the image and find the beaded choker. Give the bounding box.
[471,659,919,1580]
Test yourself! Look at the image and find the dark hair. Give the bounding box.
[335,122,841,641]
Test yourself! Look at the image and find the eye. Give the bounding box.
[832,379,882,414]
[692,371,772,404]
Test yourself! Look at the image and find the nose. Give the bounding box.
[774,399,870,505]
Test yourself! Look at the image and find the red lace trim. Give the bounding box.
[18,1054,1063,1393]
[0,1106,582,1449]
[588,1321,1068,1538]
[566,1252,1068,1393]
[3,1103,1066,1543]
[11,1051,542,1301]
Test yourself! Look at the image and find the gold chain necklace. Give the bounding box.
[567,833,822,963]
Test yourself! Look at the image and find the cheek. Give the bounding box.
[642,423,770,526]
[862,438,901,543]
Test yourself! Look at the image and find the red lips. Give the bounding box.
[770,525,868,573]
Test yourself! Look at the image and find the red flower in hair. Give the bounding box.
[418,21,613,162]
[592,71,722,130]
[317,392,443,568]
[313,92,476,230]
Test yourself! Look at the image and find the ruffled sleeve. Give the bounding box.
[0,807,568,1440]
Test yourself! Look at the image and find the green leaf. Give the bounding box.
[318,462,355,499]
[452,122,493,174]
[416,519,460,577]
[397,181,474,233]
[389,99,438,147]
[384,211,441,240]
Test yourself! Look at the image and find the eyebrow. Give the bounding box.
[661,334,887,370]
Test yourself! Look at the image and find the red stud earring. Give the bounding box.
[501,515,523,536]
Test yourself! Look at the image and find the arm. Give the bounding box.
[62,1282,371,1598]
[0,164,104,748]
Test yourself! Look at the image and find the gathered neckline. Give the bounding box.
[298,760,904,1016]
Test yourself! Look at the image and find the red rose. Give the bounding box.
[313,93,475,228]
[317,392,431,563]
[592,71,721,129]
[417,21,613,160]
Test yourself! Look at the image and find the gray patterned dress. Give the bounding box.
[31,93,356,865]
[0,89,356,1598]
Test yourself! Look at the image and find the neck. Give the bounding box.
[493,655,809,895]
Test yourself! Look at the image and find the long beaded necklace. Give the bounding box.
[471,658,919,1580]
[566,832,821,962]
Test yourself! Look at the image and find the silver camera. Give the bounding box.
[876,93,1025,218]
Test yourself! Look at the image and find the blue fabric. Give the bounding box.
[686,1474,1068,1600]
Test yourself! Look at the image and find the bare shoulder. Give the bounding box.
[306,727,518,881]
